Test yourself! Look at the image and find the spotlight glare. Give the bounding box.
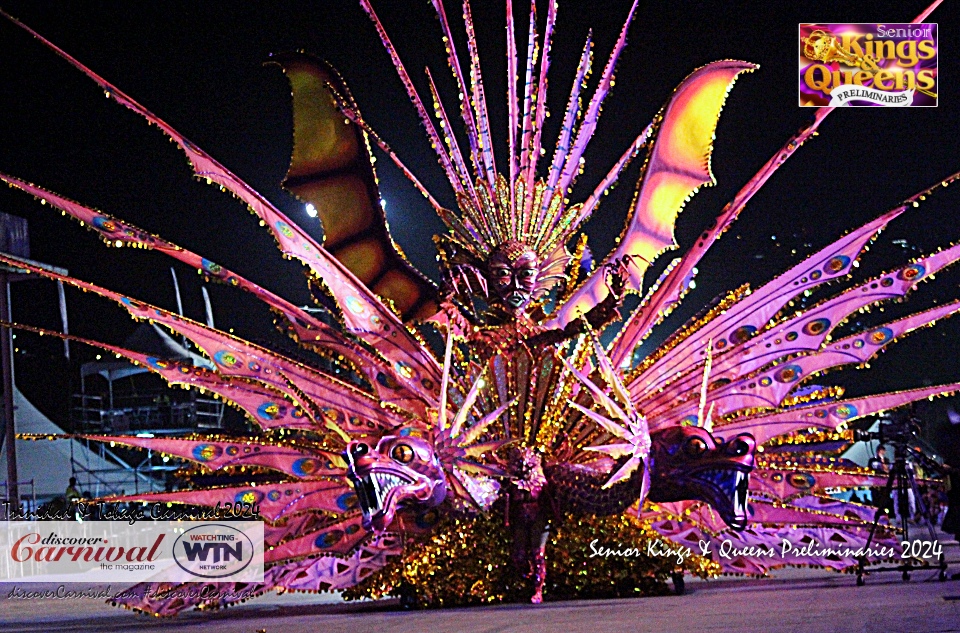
[305,203,317,218]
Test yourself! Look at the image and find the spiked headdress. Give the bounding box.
[353,0,645,297]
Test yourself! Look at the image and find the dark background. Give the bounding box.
[0,1,958,459]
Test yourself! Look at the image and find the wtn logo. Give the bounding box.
[180,541,243,563]
[172,524,259,579]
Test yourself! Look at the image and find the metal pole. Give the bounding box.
[1,272,19,507]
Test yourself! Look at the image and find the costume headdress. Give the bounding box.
[349,0,646,299]
[348,0,754,321]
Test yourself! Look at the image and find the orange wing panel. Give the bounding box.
[273,52,437,321]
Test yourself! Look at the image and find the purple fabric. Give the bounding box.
[430,0,482,180]
[460,0,498,190]
[555,0,640,197]
[522,0,557,198]
[357,0,467,196]
[111,533,403,615]
[542,33,594,216]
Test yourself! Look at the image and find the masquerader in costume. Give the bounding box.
[0,0,955,613]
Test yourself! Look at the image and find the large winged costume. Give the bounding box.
[1,0,957,614]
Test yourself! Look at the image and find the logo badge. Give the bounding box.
[1,521,263,582]
[173,524,256,579]
[799,23,937,107]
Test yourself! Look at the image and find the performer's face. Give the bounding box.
[487,243,539,313]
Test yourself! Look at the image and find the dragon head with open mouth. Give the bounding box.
[345,435,448,532]
[647,426,756,530]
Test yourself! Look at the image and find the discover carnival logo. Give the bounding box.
[799,23,937,107]
[1,521,263,583]
[10,531,164,567]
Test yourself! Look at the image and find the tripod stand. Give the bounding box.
[856,443,947,585]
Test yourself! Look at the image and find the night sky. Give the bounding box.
[0,1,958,457]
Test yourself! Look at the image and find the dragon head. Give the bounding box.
[647,426,755,530]
[344,435,448,532]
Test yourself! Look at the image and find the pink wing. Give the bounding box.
[24,434,342,479]
[0,171,431,413]
[642,241,960,422]
[5,13,442,404]
[718,383,960,445]
[652,301,960,427]
[627,208,902,401]
[102,480,355,523]
[750,468,888,503]
[0,253,408,435]
[3,322,321,432]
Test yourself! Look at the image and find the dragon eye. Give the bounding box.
[391,443,414,464]
[727,439,750,456]
[350,443,368,458]
[684,437,707,457]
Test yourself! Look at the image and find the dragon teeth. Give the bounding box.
[373,473,407,496]
[733,471,749,518]
[370,474,382,509]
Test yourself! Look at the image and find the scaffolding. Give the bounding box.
[68,323,225,495]
[2,215,225,508]
[72,390,225,434]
